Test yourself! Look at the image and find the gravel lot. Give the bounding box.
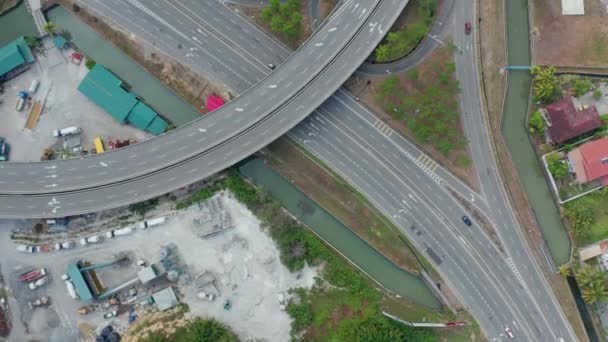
[0,192,317,341]
[0,37,149,162]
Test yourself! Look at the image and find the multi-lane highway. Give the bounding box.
[71,0,578,340]
[0,0,407,216]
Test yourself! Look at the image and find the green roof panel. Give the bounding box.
[147,116,169,135]
[78,65,138,123]
[127,101,157,130]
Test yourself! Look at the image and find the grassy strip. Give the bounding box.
[374,0,437,63]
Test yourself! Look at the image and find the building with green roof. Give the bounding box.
[0,36,35,78]
[78,64,169,134]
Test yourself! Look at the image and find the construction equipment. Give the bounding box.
[77,306,94,315]
[19,268,46,282]
[28,296,50,309]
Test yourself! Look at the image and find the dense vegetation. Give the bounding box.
[528,110,545,136]
[531,65,560,103]
[140,317,238,342]
[177,171,436,340]
[129,198,159,217]
[575,265,608,305]
[546,152,568,181]
[375,50,464,156]
[261,0,303,40]
[374,0,437,62]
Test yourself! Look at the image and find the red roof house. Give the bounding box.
[567,137,608,184]
[206,95,225,112]
[543,96,601,144]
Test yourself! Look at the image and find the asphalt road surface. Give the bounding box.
[66,0,576,340]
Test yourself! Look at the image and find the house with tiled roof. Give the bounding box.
[542,96,601,144]
[567,137,608,186]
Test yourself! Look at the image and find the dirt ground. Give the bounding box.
[0,0,18,14]
[263,138,422,273]
[532,0,608,67]
[231,0,313,50]
[55,0,227,117]
[476,1,588,340]
[319,0,337,21]
[345,47,479,192]
[478,0,507,125]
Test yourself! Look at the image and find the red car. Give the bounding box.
[465,21,472,35]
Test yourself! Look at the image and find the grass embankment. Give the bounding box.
[176,171,467,341]
[264,138,422,273]
[373,0,439,63]
[0,0,18,14]
[57,0,223,115]
[366,45,476,189]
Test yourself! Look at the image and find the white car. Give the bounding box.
[80,238,88,246]
[505,326,514,339]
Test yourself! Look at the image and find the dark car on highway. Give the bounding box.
[0,138,9,162]
[465,21,472,35]
[461,216,472,226]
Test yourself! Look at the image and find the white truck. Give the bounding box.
[66,280,78,299]
[52,126,81,137]
[29,276,48,290]
[28,80,39,93]
[16,244,35,253]
[86,235,101,243]
[61,241,75,249]
[113,226,135,236]
[145,217,166,228]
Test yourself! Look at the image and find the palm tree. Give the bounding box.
[44,21,58,35]
[581,281,608,304]
[576,264,604,287]
[558,264,571,278]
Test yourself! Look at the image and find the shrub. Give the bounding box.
[546,153,568,180]
[528,110,545,135]
[85,58,96,70]
[72,4,81,12]
[573,77,593,97]
[594,90,603,100]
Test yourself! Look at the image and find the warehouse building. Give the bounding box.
[0,36,35,81]
[78,64,169,134]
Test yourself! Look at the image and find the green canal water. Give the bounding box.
[502,0,570,265]
[239,158,441,309]
[46,6,200,126]
[0,1,38,46]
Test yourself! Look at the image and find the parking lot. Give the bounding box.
[0,192,317,341]
[0,37,149,162]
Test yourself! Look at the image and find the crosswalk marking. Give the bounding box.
[373,119,393,137]
[416,153,439,172]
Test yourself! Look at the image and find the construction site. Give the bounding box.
[0,192,318,341]
[0,35,150,162]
